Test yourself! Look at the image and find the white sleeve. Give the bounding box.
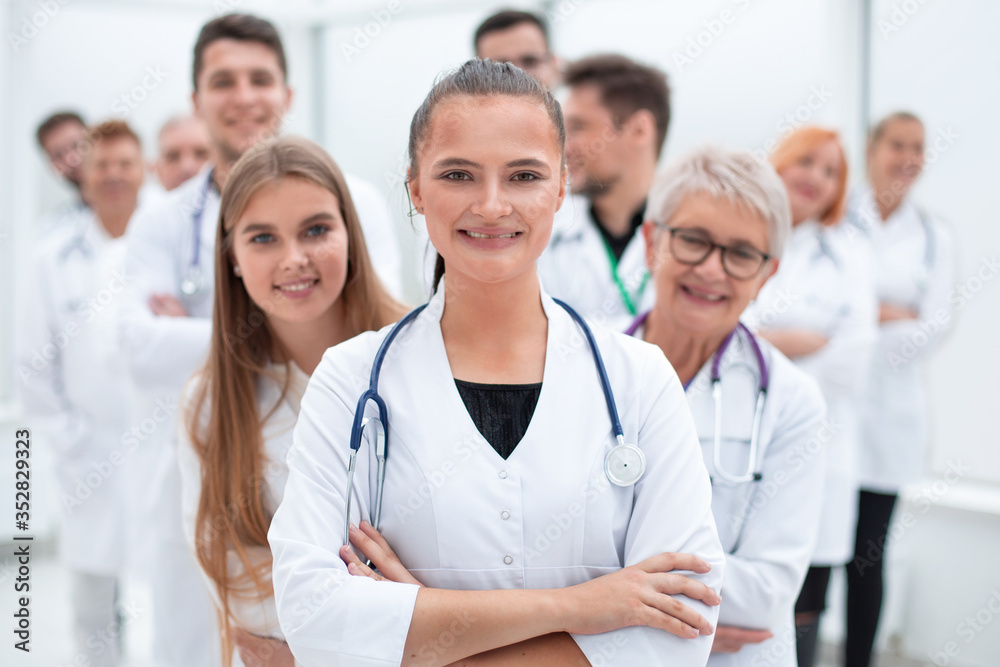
[269,346,419,666]
[175,378,205,554]
[118,203,211,393]
[571,348,724,665]
[14,246,91,460]
[877,219,957,363]
[716,373,827,629]
[798,246,879,402]
[346,175,404,300]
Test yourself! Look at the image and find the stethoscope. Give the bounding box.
[179,170,216,298]
[343,298,646,546]
[625,314,769,485]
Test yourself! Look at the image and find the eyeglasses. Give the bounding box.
[653,222,771,280]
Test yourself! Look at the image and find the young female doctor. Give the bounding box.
[268,59,725,666]
[176,136,404,666]
[626,147,828,666]
[747,127,878,667]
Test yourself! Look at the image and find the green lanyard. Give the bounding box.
[600,237,650,316]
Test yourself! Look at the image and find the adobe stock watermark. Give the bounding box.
[548,0,589,25]
[672,0,757,72]
[111,65,169,118]
[751,86,834,163]
[340,0,409,63]
[16,267,133,386]
[927,588,1000,665]
[60,395,179,512]
[877,0,930,39]
[886,253,998,372]
[852,459,970,576]
[8,0,71,54]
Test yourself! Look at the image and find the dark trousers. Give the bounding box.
[846,489,898,667]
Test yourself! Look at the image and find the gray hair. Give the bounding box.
[646,145,791,259]
[407,58,565,180]
[868,110,923,147]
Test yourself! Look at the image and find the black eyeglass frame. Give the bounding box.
[652,221,772,280]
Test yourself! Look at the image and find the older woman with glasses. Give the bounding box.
[626,146,828,667]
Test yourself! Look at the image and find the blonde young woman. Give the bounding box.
[269,59,724,666]
[177,136,404,666]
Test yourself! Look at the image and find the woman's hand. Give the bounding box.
[710,625,773,653]
[339,521,424,587]
[232,628,295,667]
[560,552,720,639]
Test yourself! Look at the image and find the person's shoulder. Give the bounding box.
[311,322,401,397]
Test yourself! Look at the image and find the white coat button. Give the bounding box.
[498,470,508,479]
[503,555,513,565]
[500,510,510,520]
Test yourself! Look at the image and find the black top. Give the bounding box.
[455,380,542,460]
[591,202,647,263]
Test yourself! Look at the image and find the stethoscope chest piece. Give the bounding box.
[604,442,646,486]
[180,268,201,297]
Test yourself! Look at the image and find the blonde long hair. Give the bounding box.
[186,136,403,664]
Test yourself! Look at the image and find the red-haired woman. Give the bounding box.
[746,126,878,666]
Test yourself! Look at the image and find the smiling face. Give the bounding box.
[80,136,144,215]
[644,192,776,340]
[779,138,843,225]
[868,118,924,197]
[409,95,565,286]
[192,39,292,165]
[230,176,348,332]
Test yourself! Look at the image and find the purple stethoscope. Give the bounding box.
[626,313,770,484]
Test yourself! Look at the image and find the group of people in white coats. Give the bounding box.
[16,7,955,667]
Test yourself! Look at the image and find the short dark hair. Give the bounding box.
[192,13,287,90]
[564,54,671,158]
[36,111,85,149]
[473,9,549,53]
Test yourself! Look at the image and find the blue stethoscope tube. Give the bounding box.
[343,298,639,547]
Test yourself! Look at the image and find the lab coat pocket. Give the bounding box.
[579,441,635,568]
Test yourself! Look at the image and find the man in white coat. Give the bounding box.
[118,13,404,667]
[537,54,670,330]
[34,110,90,238]
[17,120,146,667]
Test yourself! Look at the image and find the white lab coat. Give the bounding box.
[628,323,827,667]
[15,211,133,575]
[177,361,308,643]
[537,194,655,331]
[269,284,724,666]
[846,186,957,493]
[744,220,878,565]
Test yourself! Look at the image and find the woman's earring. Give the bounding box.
[418,207,424,214]
[233,265,242,277]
